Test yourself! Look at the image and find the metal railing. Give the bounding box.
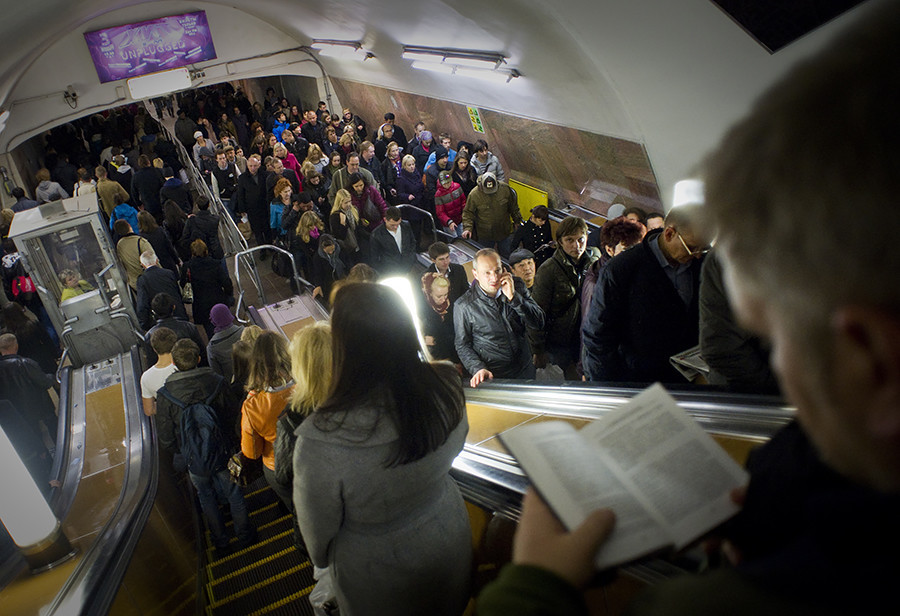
[232,244,314,324]
[153,119,263,299]
[396,203,448,245]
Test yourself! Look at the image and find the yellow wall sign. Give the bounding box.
[509,179,549,222]
[467,106,485,133]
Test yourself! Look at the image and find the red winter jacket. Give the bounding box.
[435,181,467,227]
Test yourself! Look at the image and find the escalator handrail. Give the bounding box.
[49,347,159,616]
[157,119,250,261]
[454,380,793,519]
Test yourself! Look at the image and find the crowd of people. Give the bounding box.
[5,4,897,612]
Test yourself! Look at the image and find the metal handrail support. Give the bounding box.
[232,244,314,323]
[396,203,440,245]
[156,119,251,276]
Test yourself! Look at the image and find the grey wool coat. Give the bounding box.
[293,392,472,616]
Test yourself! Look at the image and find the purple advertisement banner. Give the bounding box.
[84,11,217,84]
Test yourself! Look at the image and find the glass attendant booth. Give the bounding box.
[7,194,143,368]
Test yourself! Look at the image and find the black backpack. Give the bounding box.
[158,379,229,476]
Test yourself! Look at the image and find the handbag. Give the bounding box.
[360,196,380,228]
[226,451,263,487]
[181,270,194,304]
[270,238,294,278]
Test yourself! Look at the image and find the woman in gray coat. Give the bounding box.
[293,283,472,616]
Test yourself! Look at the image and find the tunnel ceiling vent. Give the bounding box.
[710,0,868,52]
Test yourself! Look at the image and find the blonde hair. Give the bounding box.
[401,154,416,169]
[304,144,324,165]
[241,325,263,345]
[301,161,317,179]
[330,188,358,223]
[289,321,332,414]
[339,133,354,147]
[296,211,323,243]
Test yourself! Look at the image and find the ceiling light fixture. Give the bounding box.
[402,46,506,69]
[455,66,521,83]
[311,40,375,61]
[409,61,456,75]
[404,46,520,82]
[410,61,520,83]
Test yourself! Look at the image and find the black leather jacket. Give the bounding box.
[453,278,545,378]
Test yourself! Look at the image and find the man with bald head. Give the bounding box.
[454,249,544,387]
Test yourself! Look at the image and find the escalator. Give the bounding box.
[201,478,314,616]
[0,327,793,615]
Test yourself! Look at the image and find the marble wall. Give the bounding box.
[329,78,662,217]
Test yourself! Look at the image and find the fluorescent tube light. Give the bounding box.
[410,61,456,74]
[455,67,519,83]
[402,46,506,69]
[311,40,373,61]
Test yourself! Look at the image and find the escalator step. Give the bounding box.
[248,585,317,616]
[207,557,315,615]
[206,502,285,540]
[210,545,307,591]
[205,513,295,561]
[208,529,296,580]
[243,484,279,511]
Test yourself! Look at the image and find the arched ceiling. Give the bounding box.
[0,0,881,205]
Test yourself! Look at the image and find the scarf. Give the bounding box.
[421,272,450,318]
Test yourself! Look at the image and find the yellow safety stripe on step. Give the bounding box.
[207,529,294,571]
[245,485,273,498]
[205,515,293,560]
[206,561,313,609]
[210,547,312,588]
[207,502,281,538]
[249,584,316,616]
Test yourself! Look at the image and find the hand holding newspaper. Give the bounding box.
[499,383,748,568]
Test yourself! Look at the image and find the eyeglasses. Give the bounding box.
[675,231,710,257]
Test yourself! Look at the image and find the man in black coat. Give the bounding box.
[136,252,187,330]
[131,157,165,220]
[233,154,269,248]
[181,196,223,259]
[581,208,710,384]
[425,241,469,303]
[369,207,417,276]
[359,141,384,189]
[211,151,239,217]
[0,333,58,442]
[382,112,408,152]
[159,167,193,215]
[146,293,206,365]
[300,111,324,148]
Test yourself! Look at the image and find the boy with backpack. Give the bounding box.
[156,338,256,555]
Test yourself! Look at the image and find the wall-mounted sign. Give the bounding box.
[84,11,217,84]
[467,106,485,133]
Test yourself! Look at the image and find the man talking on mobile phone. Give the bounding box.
[454,248,545,387]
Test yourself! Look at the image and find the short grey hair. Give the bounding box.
[139,250,158,268]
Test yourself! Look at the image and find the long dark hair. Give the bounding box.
[317,283,464,466]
